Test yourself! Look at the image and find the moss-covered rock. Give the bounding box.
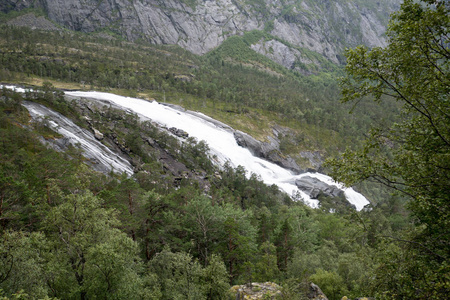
[231,282,283,300]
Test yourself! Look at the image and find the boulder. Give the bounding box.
[234,130,303,174]
[234,130,264,157]
[230,282,329,300]
[169,127,189,138]
[295,176,344,199]
[93,128,104,140]
[309,282,328,300]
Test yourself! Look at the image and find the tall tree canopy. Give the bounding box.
[328,0,449,298]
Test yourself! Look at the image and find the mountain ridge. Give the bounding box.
[1,0,401,66]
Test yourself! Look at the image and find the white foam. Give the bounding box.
[67,91,370,210]
[1,85,369,209]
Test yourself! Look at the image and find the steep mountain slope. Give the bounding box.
[2,0,400,64]
[0,23,401,173]
[0,0,403,202]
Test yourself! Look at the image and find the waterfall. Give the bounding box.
[66,91,370,210]
[22,100,134,176]
[2,85,369,210]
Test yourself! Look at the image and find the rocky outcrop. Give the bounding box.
[230,282,329,300]
[6,13,60,31]
[0,0,33,12]
[93,128,104,140]
[3,0,400,64]
[22,100,134,175]
[295,176,344,199]
[169,127,189,138]
[251,39,317,74]
[309,282,329,300]
[234,130,303,174]
[299,151,324,171]
[231,282,283,300]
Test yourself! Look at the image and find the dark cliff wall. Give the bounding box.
[1,0,400,62]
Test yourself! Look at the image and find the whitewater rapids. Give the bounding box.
[3,85,369,210]
[65,90,369,210]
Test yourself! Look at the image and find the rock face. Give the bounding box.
[2,0,400,63]
[93,128,104,140]
[234,130,304,174]
[309,283,328,300]
[22,100,135,175]
[299,151,324,171]
[251,39,317,74]
[295,176,344,199]
[6,13,60,31]
[230,282,329,300]
[231,282,283,300]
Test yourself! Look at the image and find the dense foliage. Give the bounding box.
[1,1,446,299]
[0,86,410,299]
[328,0,449,298]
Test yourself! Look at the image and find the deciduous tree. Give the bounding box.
[328,0,449,298]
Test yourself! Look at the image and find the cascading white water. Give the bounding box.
[2,84,134,175]
[22,101,134,176]
[3,85,369,210]
[65,91,370,210]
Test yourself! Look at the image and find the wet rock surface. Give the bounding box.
[169,127,189,138]
[234,130,304,174]
[295,176,344,199]
[22,100,134,175]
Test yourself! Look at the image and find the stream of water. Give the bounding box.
[3,85,369,210]
[66,91,369,210]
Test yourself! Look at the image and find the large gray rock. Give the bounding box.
[234,130,303,174]
[3,0,400,63]
[234,130,265,157]
[295,176,344,199]
[93,128,104,140]
[169,127,189,138]
[309,282,328,300]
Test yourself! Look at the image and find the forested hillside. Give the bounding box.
[0,24,401,171]
[0,0,448,299]
[0,85,409,299]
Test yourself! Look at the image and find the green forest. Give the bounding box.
[0,0,448,299]
[0,16,399,157]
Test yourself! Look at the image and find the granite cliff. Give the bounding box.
[1,0,400,67]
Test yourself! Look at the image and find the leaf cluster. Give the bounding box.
[0,87,413,299]
[327,0,450,298]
